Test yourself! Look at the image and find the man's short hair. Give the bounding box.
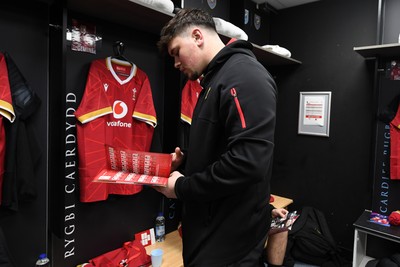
[157,8,216,54]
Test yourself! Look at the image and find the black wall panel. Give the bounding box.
[230,0,270,45]
[382,0,400,44]
[269,0,377,252]
[183,0,230,20]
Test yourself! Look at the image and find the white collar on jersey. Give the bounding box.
[106,57,137,85]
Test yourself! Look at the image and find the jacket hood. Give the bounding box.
[203,40,255,79]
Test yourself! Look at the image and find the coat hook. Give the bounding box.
[113,41,125,56]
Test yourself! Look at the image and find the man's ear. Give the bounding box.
[192,28,204,46]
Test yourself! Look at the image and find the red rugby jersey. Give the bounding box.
[0,53,15,205]
[75,57,157,202]
[180,79,202,125]
[391,104,400,180]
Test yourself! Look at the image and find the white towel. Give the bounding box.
[133,0,175,14]
[213,17,248,41]
[261,45,292,57]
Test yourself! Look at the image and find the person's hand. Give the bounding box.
[153,171,182,199]
[171,147,184,171]
[272,208,288,219]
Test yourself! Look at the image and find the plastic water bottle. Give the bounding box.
[35,253,50,267]
[155,212,165,242]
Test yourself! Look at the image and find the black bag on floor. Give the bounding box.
[283,206,351,267]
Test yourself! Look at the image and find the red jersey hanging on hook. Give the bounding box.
[75,55,157,202]
[0,53,15,205]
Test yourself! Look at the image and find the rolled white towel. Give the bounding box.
[213,17,248,41]
[262,45,291,57]
[132,0,174,14]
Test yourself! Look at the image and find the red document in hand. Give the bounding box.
[93,145,172,187]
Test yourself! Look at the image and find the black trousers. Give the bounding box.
[225,234,268,267]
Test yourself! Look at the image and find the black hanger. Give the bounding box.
[112,41,130,62]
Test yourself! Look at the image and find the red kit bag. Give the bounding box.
[86,239,151,267]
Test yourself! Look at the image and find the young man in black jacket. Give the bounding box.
[155,8,277,266]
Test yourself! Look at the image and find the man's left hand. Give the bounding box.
[153,171,182,199]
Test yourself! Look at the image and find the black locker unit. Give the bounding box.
[0,1,49,266]
[48,1,182,266]
[353,0,400,259]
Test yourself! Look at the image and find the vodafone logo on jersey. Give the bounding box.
[113,100,128,119]
[106,100,132,128]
